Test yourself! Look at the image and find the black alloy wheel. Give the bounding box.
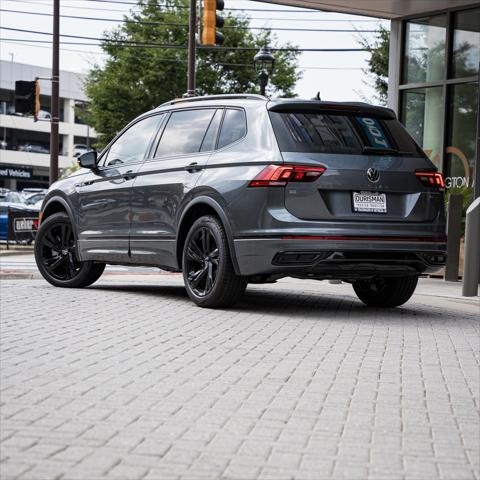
[184,226,219,297]
[39,221,80,281]
[35,212,105,288]
[182,215,247,308]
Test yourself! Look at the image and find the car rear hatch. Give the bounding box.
[268,101,444,223]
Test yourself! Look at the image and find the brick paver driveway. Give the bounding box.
[1,277,479,480]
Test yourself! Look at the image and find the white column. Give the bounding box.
[63,98,75,157]
[387,19,402,115]
[63,98,75,124]
[64,133,74,158]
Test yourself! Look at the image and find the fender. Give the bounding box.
[41,195,78,239]
[176,195,241,275]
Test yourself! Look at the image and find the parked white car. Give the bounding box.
[73,144,89,157]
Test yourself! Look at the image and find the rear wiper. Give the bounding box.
[362,146,413,156]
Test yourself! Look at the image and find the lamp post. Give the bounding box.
[253,47,275,96]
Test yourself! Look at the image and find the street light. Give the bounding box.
[253,47,275,96]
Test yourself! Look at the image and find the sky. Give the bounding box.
[0,0,389,103]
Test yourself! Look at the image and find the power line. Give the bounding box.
[1,38,102,46]
[1,39,364,71]
[11,0,136,13]
[83,0,379,15]
[5,0,383,20]
[1,38,364,70]
[85,0,312,11]
[0,27,367,51]
[0,8,378,33]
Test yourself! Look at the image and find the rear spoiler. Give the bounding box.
[268,101,396,120]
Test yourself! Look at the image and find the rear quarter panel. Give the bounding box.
[194,102,284,237]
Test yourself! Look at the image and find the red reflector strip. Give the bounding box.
[281,235,447,243]
[415,171,445,190]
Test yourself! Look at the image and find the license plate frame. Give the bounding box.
[352,191,387,214]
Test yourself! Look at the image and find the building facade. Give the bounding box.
[388,5,480,204]
[0,60,96,190]
[267,0,480,205]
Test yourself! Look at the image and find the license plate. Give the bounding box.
[352,191,387,213]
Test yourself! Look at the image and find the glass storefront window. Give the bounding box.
[401,87,443,167]
[446,82,478,199]
[403,15,447,84]
[452,8,480,78]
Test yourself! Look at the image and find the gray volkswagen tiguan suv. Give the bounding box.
[35,94,447,308]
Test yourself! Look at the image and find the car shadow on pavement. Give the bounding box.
[90,283,189,298]
[87,282,456,321]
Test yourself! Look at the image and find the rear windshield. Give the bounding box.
[269,111,425,157]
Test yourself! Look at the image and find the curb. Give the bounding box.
[0,272,39,280]
[0,270,181,280]
[414,293,479,305]
[0,250,34,257]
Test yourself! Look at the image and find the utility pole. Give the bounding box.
[186,0,196,96]
[50,0,60,185]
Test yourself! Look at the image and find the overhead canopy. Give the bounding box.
[259,0,480,19]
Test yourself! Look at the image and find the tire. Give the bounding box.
[34,212,105,288]
[353,276,418,308]
[182,215,247,308]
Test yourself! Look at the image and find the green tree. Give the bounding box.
[84,0,300,146]
[358,25,389,105]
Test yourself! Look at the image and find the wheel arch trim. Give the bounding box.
[176,195,241,275]
[41,195,77,238]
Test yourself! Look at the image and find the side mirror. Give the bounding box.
[78,150,97,170]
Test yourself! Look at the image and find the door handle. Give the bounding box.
[184,162,203,173]
[123,170,136,181]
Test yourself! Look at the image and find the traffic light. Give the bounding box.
[14,80,40,120]
[202,0,224,46]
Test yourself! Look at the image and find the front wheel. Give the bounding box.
[353,276,418,308]
[34,212,105,288]
[182,215,247,308]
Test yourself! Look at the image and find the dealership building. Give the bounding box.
[0,60,96,190]
[269,0,480,203]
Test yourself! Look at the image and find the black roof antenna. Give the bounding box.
[315,92,321,101]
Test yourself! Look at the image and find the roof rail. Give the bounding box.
[158,94,266,108]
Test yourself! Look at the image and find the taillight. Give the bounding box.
[415,171,445,191]
[249,164,326,187]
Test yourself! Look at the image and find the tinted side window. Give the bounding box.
[155,109,216,158]
[217,109,247,149]
[200,109,222,152]
[103,114,163,166]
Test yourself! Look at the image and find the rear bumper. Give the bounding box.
[234,236,447,278]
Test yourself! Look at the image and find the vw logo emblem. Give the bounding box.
[367,167,380,183]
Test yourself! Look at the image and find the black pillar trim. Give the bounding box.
[475,65,480,200]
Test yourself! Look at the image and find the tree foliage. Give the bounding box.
[358,25,389,105]
[83,0,300,146]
